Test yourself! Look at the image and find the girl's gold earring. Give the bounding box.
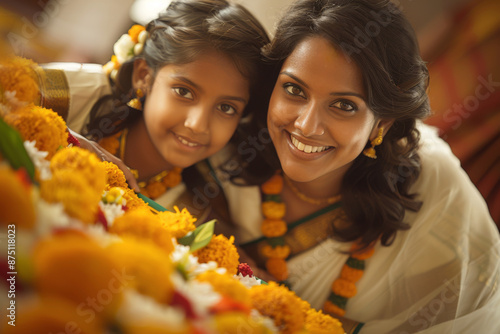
[363,127,384,159]
[127,88,144,111]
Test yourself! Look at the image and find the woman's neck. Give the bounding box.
[124,117,174,181]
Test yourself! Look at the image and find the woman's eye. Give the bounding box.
[173,87,193,99]
[284,83,305,98]
[217,103,237,115]
[332,100,357,112]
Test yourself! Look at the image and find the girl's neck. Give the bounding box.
[124,117,174,181]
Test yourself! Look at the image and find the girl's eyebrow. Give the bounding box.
[172,75,248,104]
[279,71,366,101]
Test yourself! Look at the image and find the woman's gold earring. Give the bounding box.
[363,127,384,159]
[127,88,144,111]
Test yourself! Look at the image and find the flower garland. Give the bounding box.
[260,171,376,317]
[98,128,182,199]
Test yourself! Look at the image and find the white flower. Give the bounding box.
[24,140,51,180]
[234,273,262,288]
[99,202,125,227]
[170,273,221,318]
[36,198,72,235]
[113,34,135,65]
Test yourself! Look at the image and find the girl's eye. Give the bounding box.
[284,83,306,98]
[217,103,237,115]
[332,100,357,112]
[173,87,193,99]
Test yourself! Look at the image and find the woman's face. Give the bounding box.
[142,50,249,169]
[268,36,379,183]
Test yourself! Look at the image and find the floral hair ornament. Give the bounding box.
[103,24,149,82]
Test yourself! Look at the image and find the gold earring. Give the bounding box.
[127,88,144,111]
[363,127,384,159]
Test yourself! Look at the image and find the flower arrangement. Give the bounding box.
[0,56,345,334]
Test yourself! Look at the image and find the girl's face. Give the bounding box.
[142,51,249,169]
[268,36,381,183]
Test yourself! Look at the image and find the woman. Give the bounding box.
[41,0,271,217]
[215,0,500,332]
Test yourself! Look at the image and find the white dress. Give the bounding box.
[216,123,500,333]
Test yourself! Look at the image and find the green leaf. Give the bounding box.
[0,117,35,181]
[177,219,216,253]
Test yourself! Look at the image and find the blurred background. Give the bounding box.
[1,0,499,226]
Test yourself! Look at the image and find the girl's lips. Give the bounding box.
[285,132,334,159]
[174,133,205,149]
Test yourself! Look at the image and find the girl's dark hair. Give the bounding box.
[83,0,270,143]
[257,0,431,249]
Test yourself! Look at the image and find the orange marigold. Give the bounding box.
[196,271,251,306]
[50,146,107,194]
[40,169,101,224]
[212,312,268,334]
[144,181,166,199]
[158,206,197,239]
[351,247,375,260]
[121,188,149,210]
[0,56,40,105]
[261,174,283,194]
[261,244,290,259]
[4,104,67,159]
[193,234,240,275]
[33,231,123,320]
[0,166,35,229]
[128,24,145,43]
[110,207,174,255]
[250,281,305,334]
[331,278,357,298]
[340,265,364,282]
[107,236,174,303]
[323,300,346,317]
[102,161,129,189]
[97,132,121,155]
[265,258,288,282]
[262,201,285,219]
[261,218,287,237]
[305,308,344,334]
[162,167,183,188]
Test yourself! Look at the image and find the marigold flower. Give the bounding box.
[212,312,268,334]
[331,278,357,298]
[102,161,129,189]
[158,206,197,239]
[98,132,121,155]
[122,188,149,210]
[0,56,40,105]
[265,258,289,282]
[197,271,251,306]
[261,244,290,259]
[50,146,107,194]
[162,167,182,188]
[262,201,286,219]
[107,236,174,303]
[340,264,364,282]
[261,173,283,194]
[40,169,101,224]
[250,281,305,334]
[323,300,346,317]
[128,24,146,43]
[0,166,35,229]
[351,247,375,260]
[261,218,287,237]
[4,104,67,159]
[305,308,344,334]
[194,234,240,275]
[145,181,166,199]
[32,231,123,320]
[110,207,174,255]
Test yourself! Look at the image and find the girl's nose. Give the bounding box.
[293,102,325,137]
[184,105,210,134]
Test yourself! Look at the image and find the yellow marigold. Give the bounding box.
[323,300,345,317]
[162,167,182,188]
[261,218,287,237]
[122,187,149,210]
[103,161,129,189]
[212,312,269,334]
[110,207,174,255]
[340,265,364,282]
[107,236,174,303]
[261,244,290,259]
[0,166,35,229]
[265,258,288,282]
[158,206,196,239]
[250,281,305,334]
[33,230,123,320]
[97,132,121,155]
[128,24,146,43]
[331,278,357,298]
[261,173,283,195]
[40,169,101,224]
[197,271,251,306]
[193,234,240,275]
[145,181,166,199]
[305,308,344,334]
[122,322,192,334]
[50,146,107,194]
[262,201,286,219]
[2,296,105,334]
[4,104,67,159]
[0,56,40,105]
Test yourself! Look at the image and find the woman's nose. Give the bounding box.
[293,102,325,137]
[184,105,210,134]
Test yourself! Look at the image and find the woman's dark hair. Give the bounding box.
[83,0,270,142]
[258,0,431,249]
